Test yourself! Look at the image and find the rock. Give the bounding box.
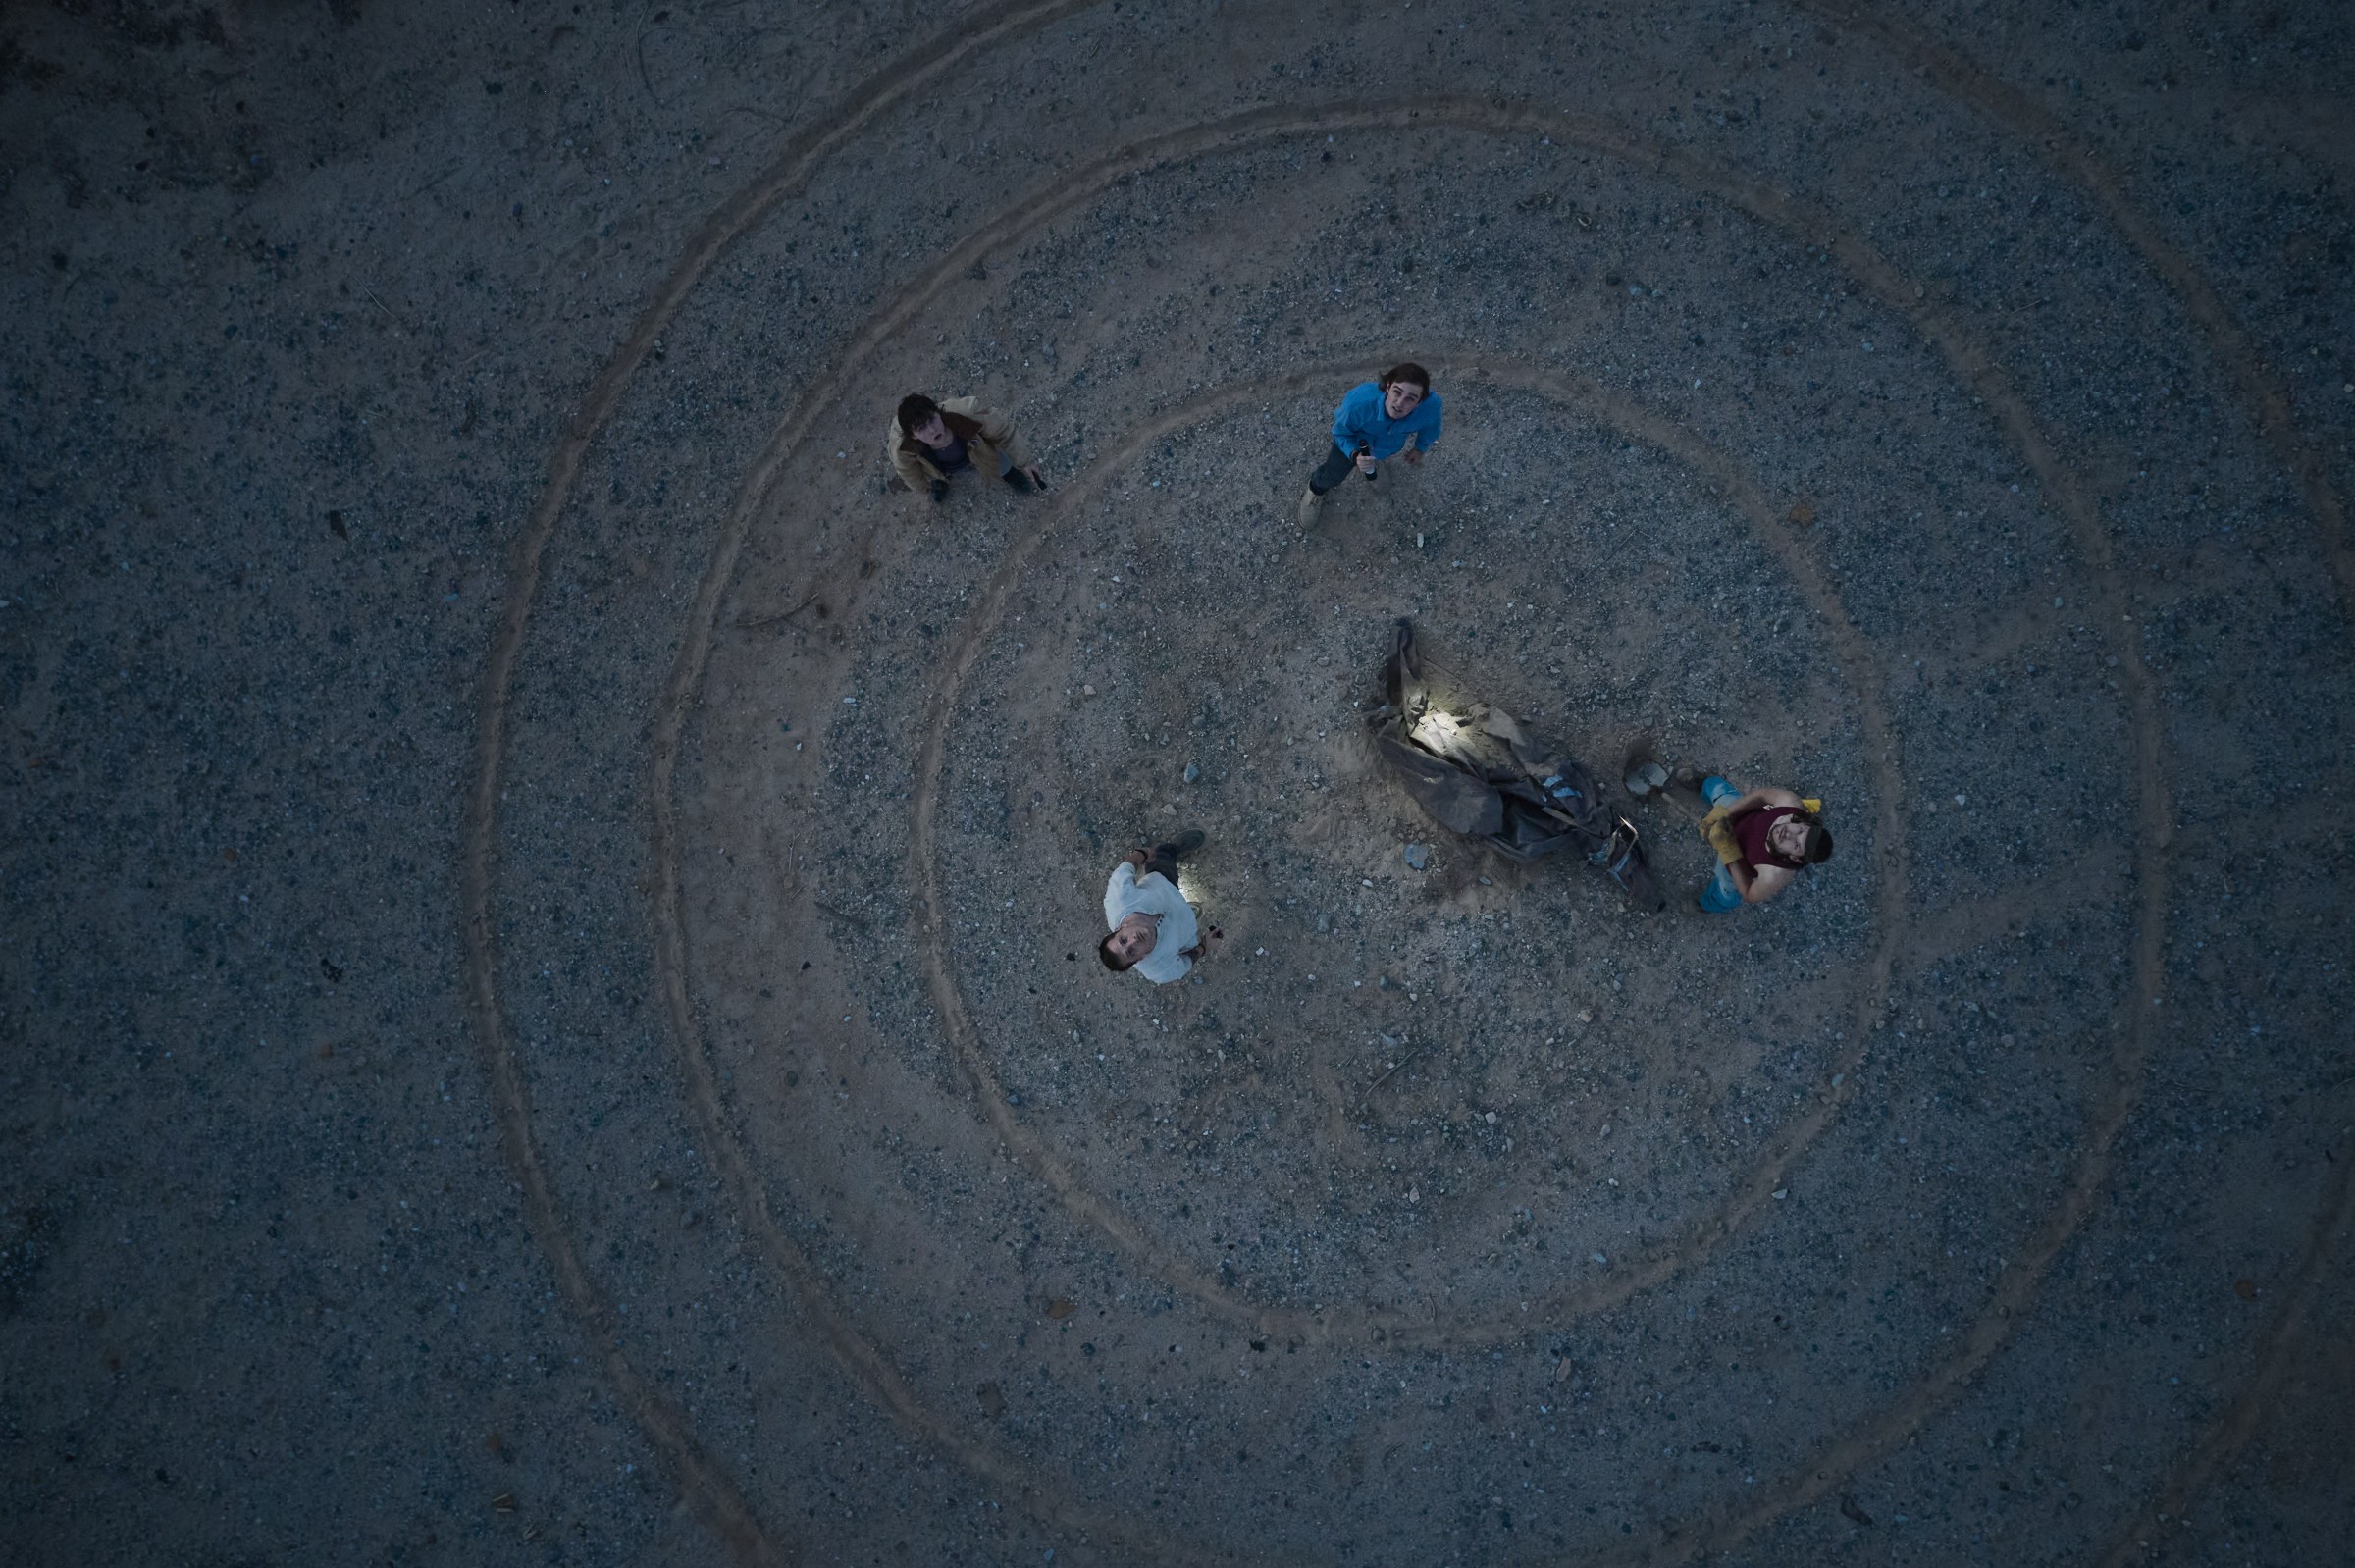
[1403,843,1429,869]
[1183,761,1201,784]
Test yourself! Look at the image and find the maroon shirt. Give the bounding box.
[1732,805,1806,872]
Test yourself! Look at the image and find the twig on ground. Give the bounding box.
[1354,1044,1425,1116]
[735,592,820,631]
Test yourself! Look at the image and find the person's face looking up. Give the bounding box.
[1107,912,1159,966]
[914,413,952,448]
[1383,379,1425,419]
[1767,816,1811,862]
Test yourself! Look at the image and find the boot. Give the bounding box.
[1296,487,1323,529]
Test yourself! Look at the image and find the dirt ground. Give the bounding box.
[3,2,2351,1564]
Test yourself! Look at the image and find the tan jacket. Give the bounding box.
[884,395,1033,493]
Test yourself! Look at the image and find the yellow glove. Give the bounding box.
[1704,816,1742,865]
[1802,797,1823,815]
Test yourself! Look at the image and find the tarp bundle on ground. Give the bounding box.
[1371,619,1662,910]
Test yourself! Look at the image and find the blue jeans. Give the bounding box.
[1698,775,1743,912]
[1308,443,1370,494]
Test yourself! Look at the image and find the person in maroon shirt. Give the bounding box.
[1696,776,1833,911]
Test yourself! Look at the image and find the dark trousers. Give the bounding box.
[1307,444,1369,496]
[1142,849,1184,885]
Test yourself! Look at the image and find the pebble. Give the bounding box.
[1183,761,1200,783]
[1403,843,1429,869]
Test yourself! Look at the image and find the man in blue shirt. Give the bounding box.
[1297,362,1442,528]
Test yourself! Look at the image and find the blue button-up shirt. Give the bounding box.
[1330,380,1443,461]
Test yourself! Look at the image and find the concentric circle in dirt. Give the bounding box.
[468,38,2352,1565]
[692,369,1905,1346]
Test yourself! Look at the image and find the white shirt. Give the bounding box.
[1102,862,1197,984]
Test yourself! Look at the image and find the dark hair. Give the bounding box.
[1098,930,1135,971]
[1801,823,1834,864]
[896,392,940,431]
[1380,362,1431,392]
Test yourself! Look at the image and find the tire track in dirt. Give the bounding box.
[643,94,2171,1564]
[1798,0,2354,614]
[510,79,2214,1568]
[902,355,1911,1353]
[456,2,1113,1561]
[1791,9,2355,1554]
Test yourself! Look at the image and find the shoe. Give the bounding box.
[1296,487,1323,529]
[1161,828,1207,859]
[1001,469,1036,494]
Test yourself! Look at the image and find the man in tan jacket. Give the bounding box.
[885,392,1046,502]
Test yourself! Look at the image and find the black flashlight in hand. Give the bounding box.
[1357,438,1377,482]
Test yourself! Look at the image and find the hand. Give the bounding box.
[1123,848,1148,868]
[1022,464,1046,488]
[1703,817,1742,866]
[1402,447,1424,466]
[1354,451,1376,473]
[928,478,948,504]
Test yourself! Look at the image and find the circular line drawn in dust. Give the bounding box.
[896,354,1910,1350]
[456,20,2345,1554]
[638,99,2175,1565]
[1781,16,2355,1556]
[640,100,2172,1567]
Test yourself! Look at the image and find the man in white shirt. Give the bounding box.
[1099,829,1221,983]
